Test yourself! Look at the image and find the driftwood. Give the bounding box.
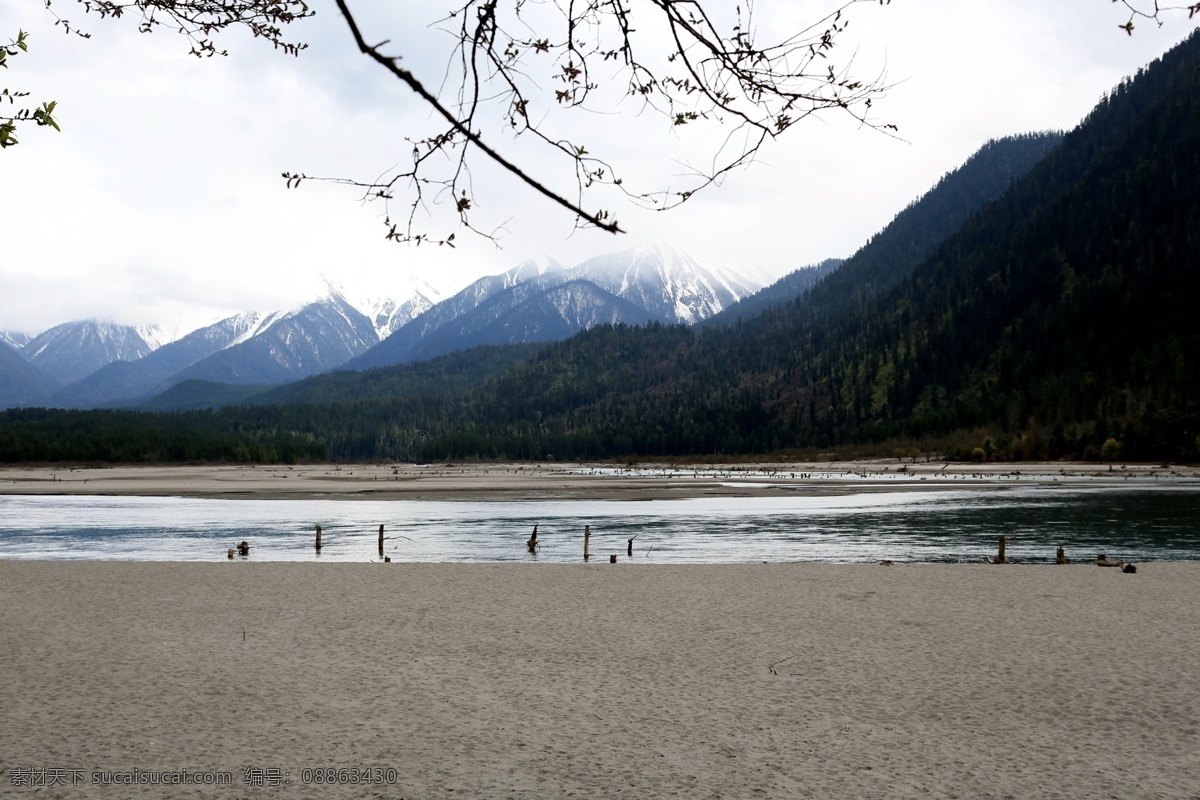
[1096,553,1125,568]
[1123,563,1137,573]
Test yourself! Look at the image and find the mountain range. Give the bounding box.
[1,244,772,409]
[4,31,1196,463]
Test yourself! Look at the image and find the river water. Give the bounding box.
[1,484,1198,563]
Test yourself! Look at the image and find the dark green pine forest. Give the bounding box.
[2,31,1199,465]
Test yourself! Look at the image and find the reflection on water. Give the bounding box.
[0,487,1198,563]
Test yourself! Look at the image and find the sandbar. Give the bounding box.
[1,561,1198,798]
[1,460,1196,500]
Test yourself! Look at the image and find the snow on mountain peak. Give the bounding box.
[137,323,181,351]
[314,271,447,340]
[225,310,290,348]
[566,241,769,324]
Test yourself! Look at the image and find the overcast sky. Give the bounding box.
[1,1,1194,336]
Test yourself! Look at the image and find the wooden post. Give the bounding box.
[378,524,385,557]
[609,554,617,564]
[1056,546,1065,564]
[627,537,634,557]
[997,535,1006,564]
[315,524,322,552]
[584,525,591,561]
[526,524,538,553]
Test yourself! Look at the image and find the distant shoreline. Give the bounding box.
[1,460,1196,501]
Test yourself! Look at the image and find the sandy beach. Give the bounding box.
[2,561,1198,798]
[1,460,1196,500]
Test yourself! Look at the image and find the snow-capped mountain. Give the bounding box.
[41,284,443,407]
[20,321,156,385]
[167,292,379,387]
[0,331,33,350]
[136,324,182,350]
[347,245,766,370]
[347,257,567,370]
[402,277,659,361]
[11,246,768,405]
[51,311,293,408]
[318,273,449,342]
[362,282,444,341]
[563,242,771,324]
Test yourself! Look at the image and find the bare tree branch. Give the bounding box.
[1113,0,1200,34]
[60,0,312,56]
[35,0,1197,244]
[321,0,623,242]
[292,0,896,245]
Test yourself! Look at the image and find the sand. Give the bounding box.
[2,561,1198,799]
[1,460,1196,500]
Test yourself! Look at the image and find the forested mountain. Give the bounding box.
[703,259,843,328]
[252,344,541,407]
[3,32,1196,464]
[0,340,55,409]
[425,31,1194,462]
[137,380,276,412]
[315,33,1196,462]
[760,132,1065,338]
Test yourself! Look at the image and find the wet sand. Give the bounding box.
[0,460,1195,500]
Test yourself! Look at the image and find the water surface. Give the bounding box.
[2,485,1198,563]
